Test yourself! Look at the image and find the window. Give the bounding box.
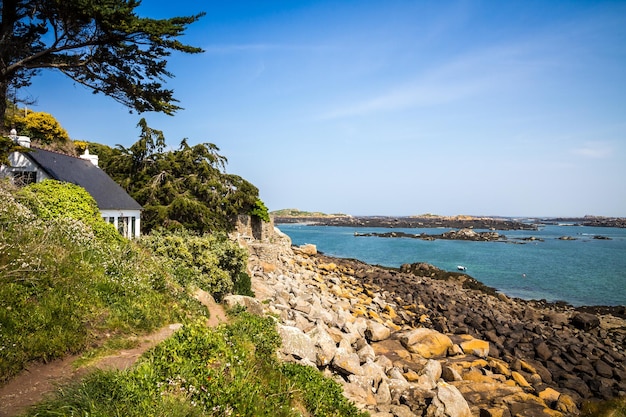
[13,171,36,186]
[118,217,129,237]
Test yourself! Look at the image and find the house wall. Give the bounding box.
[0,152,52,183]
[100,209,142,239]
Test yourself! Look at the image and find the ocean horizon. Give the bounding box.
[275,222,626,308]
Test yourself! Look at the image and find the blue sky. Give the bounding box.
[22,0,626,217]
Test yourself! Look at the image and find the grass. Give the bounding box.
[1,181,369,416]
[24,312,368,417]
[0,181,203,382]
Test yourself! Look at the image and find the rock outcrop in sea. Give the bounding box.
[230,224,626,417]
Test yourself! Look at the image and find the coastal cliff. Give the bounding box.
[233,224,626,417]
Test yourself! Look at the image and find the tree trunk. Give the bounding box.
[0,0,18,134]
[0,80,8,134]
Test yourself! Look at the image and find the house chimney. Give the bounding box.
[10,128,31,148]
[80,148,99,167]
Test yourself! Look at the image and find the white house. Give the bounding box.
[1,132,142,238]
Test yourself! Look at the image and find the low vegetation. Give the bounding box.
[581,398,626,417]
[0,180,367,416]
[140,228,253,301]
[26,312,367,417]
[0,180,202,381]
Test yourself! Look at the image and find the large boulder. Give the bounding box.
[222,294,264,315]
[277,325,317,362]
[333,346,364,376]
[366,320,392,342]
[308,325,338,366]
[293,243,317,255]
[400,328,453,358]
[459,336,490,358]
[570,312,600,331]
[426,382,472,417]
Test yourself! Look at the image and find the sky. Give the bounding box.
[19,0,626,217]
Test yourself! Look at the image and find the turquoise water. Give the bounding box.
[276,223,626,307]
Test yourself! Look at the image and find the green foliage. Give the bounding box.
[18,179,100,220]
[234,272,255,297]
[140,228,252,301]
[2,100,22,132]
[0,181,202,383]
[250,198,271,222]
[581,397,626,417]
[0,0,205,122]
[96,119,261,233]
[16,179,122,243]
[26,315,368,417]
[280,363,369,417]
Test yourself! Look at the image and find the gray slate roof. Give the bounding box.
[25,148,142,211]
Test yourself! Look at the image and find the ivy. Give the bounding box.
[250,198,270,223]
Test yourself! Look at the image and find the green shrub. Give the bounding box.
[234,272,254,297]
[140,229,252,300]
[16,179,122,244]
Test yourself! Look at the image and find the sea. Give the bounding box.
[275,222,626,307]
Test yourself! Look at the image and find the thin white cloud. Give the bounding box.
[319,78,490,120]
[571,142,613,159]
[316,6,618,122]
[318,42,537,120]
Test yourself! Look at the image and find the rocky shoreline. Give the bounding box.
[236,227,626,417]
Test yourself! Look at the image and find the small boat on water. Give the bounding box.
[457,265,467,271]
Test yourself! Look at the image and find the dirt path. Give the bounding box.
[0,290,227,417]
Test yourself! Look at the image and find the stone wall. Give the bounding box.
[231,214,275,242]
[231,215,294,266]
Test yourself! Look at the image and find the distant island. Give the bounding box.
[543,215,626,228]
[270,208,350,217]
[272,211,536,230]
[271,210,626,229]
